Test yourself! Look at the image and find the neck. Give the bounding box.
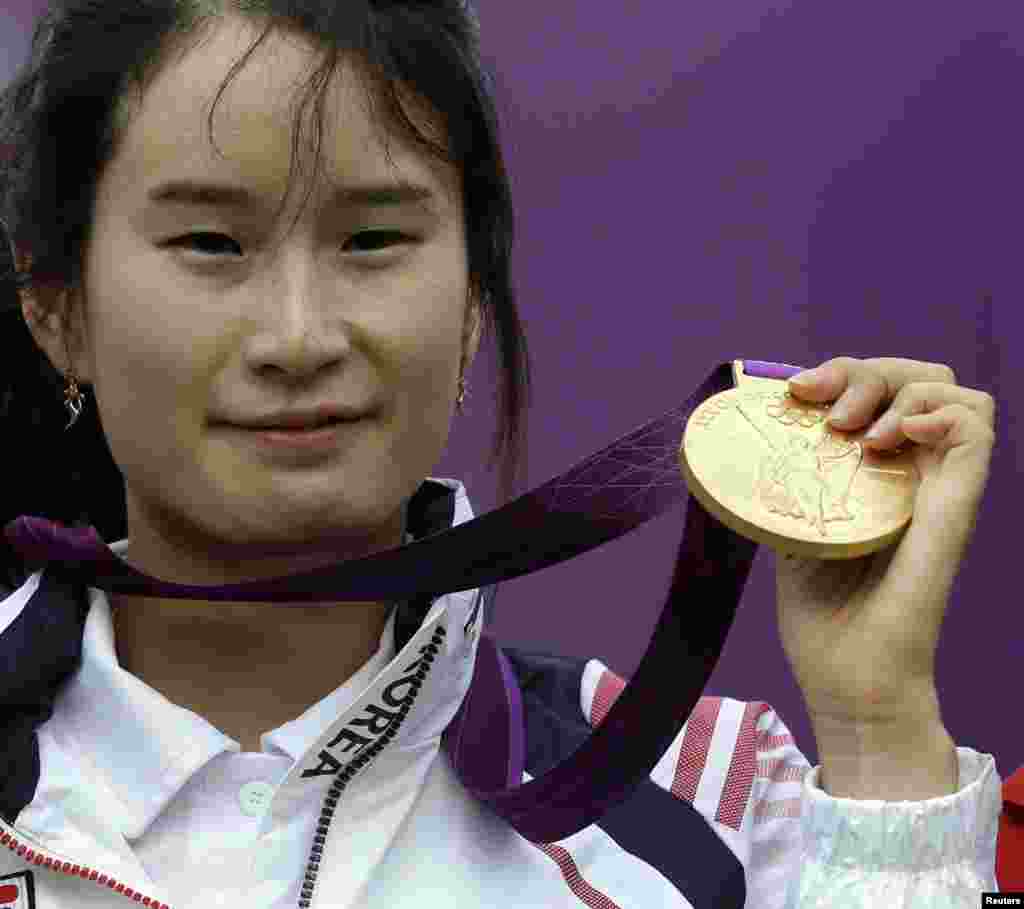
[107,503,412,751]
[111,594,397,751]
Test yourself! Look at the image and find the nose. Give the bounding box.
[245,327,351,381]
[242,278,355,381]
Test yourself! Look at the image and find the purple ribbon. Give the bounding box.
[4,359,803,843]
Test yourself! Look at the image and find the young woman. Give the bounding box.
[0,2,1005,907]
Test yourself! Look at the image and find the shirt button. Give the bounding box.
[239,781,275,817]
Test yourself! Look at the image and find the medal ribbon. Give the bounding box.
[4,359,803,844]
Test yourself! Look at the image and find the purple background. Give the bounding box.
[3,1,1022,776]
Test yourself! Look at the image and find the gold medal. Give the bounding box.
[679,360,921,559]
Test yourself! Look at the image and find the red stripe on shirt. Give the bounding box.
[534,842,623,909]
[715,701,761,830]
[671,696,722,804]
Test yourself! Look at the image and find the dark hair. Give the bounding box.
[0,0,531,584]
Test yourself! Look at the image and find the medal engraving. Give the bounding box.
[680,365,920,560]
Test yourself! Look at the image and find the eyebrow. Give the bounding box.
[146,179,439,211]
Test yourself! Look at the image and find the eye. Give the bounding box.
[344,230,415,253]
[167,232,243,257]
[165,230,415,258]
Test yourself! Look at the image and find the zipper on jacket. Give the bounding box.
[0,816,172,907]
[0,626,447,909]
[298,627,445,908]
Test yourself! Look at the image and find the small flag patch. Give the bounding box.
[0,871,35,908]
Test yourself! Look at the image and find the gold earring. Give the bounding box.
[62,334,85,431]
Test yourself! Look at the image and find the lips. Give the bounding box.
[216,408,370,431]
[244,417,347,431]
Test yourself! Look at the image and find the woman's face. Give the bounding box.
[24,17,479,578]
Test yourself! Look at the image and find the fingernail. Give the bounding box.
[827,401,852,425]
[864,411,899,441]
[790,368,822,387]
